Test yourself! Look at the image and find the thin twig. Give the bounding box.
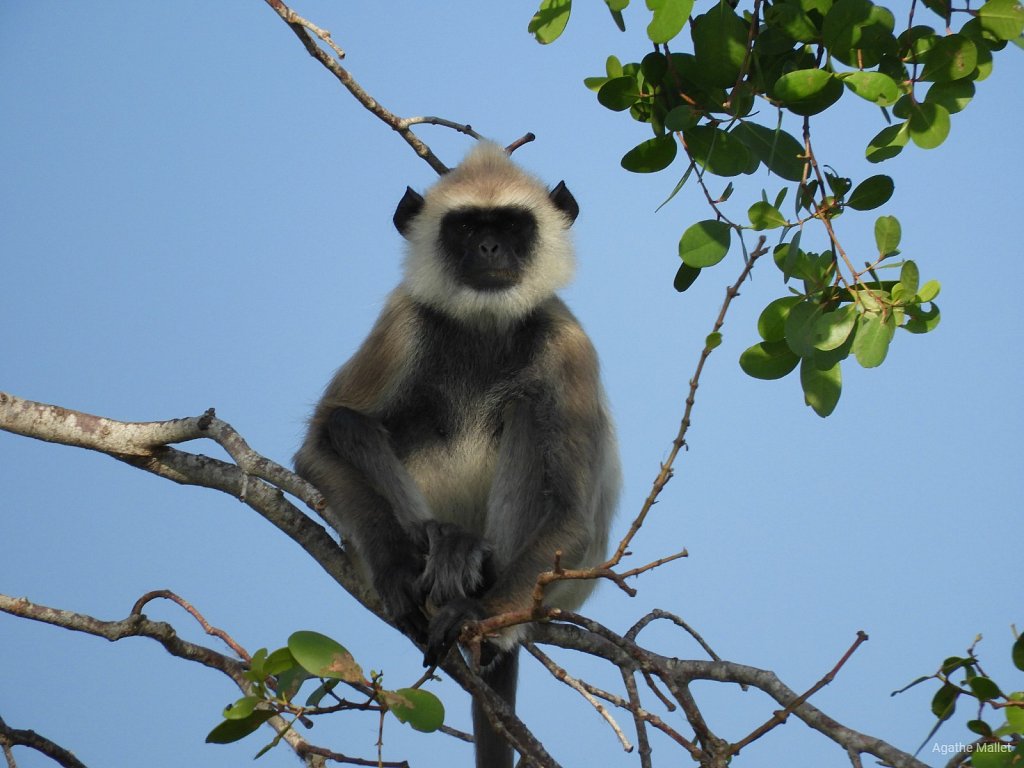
[525,644,633,752]
[131,589,251,662]
[728,631,870,755]
[607,236,769,566]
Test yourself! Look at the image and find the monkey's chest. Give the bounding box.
[384,384,510,533]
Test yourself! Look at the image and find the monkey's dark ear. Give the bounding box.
[549,181,579,226]
[394,187,425,238]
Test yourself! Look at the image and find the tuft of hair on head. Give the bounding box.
[400,141,579,328]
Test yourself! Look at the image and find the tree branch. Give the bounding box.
[0,715,87,768]
[262,0,476,174]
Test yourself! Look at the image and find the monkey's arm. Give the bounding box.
[326,407,494,606]
[294,294,431,639]
[425,322,614,662]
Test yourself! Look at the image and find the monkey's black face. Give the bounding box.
[438,207,538,291]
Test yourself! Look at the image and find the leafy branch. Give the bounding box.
[532,0,1022,415]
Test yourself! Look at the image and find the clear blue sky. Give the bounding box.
[2,2,1021,767]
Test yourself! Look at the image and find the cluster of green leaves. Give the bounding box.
[529,0,1023,415]
[206,630,444,758]
[894,634,1024,767]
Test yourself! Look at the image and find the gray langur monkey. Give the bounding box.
[294,141,620,768]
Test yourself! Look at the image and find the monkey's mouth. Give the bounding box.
[464,269,519,291]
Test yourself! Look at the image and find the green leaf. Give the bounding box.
[673,263,702,292]
[852,312,895,367]
[967,719,994,736]
[874,215,901,255]
[656,164,694,211]
[288,631,364,683]
[968,676,1003,701]
[206,710,276,744]
[1013,633,1024,671]
[773,241,811,281]
[979,0,1024,41]
[971,744,1016,768]
[705,331,723,350]
[919,34,978,82]
[265,647,298,677]
[899,260,920,296]
[641,52,668,85]
[679,219,731,267]
[223,696,260,721]
[822,0,897,66]
[739,340,801,379]
[824,170,852,199]
[275,665,311,701]
[758,296,803,342]
[765,2,819,43]
[784,300,823,357]
[731,122,806,181]
[814,305,857,350]
[598,76,639,111]
[841,71,899,105]
[926,80,975,114]
[907,101,950,148]
[931,682,959,720]
[690,2,750,87]
[846,175,894,210]
[529,0,572,44]
[622,134,678,172]
[384,688,446,733]
[917,279,940,302]
[684,125,757,176]
[1007,693,1024,729]
[774,69,843,115]
[647,0,694,43]
[305,679,339,708]
[801,358,842,417]
[866,121,909,163]
[664,105,700,131]
[904,302,941,333]
[748,201,788,230]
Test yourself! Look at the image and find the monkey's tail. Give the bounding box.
[472,647,519,768]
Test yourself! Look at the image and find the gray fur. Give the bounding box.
[294,142,621,768]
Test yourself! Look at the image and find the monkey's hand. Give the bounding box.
[372,556,429,645]
[423,596,488,668]
[417,521,495,606]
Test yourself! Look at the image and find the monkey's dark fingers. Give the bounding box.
[374,562,429,644]
[423,597,486,668]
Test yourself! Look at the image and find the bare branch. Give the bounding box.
[730,631,870,755]
[131,589,252,662]
[524,644,633,753]
[262,0,459,173]
[532,619,929,768]
[505,133,537,154]
[608,236,770,566]
[0,391,369,613]
[0,715,87,768]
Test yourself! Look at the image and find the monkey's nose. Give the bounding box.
[477,236,502,258]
